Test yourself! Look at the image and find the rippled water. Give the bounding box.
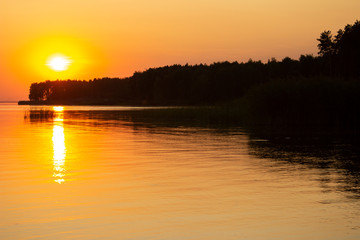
[0,103,359,239]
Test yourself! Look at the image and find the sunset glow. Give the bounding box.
[1,0,359,100]
[1,0,360,238]
[53,106,64,112]
[46,55,71,71]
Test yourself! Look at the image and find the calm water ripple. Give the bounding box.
[0,103,359,239]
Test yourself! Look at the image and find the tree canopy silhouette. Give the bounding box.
[317,20,360,76]
[26,56,328,105]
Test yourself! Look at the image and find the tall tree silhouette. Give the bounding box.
[317,30,335,57]
[317,20,360,76]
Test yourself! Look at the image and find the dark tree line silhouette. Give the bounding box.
[27,56,338,105]
[26,21,360,112]
[317,20,360,76]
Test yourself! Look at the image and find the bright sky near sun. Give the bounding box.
[0,0,359,100]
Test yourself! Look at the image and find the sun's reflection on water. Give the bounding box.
[52,107,66,184]
[53,106,64,112]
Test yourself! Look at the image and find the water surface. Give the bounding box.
[0,103,359,239]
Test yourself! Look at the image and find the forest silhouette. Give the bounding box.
[21,21,360,128]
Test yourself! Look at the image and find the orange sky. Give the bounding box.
[1,0,359,100]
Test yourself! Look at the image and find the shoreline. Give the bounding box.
[17,100,173,106]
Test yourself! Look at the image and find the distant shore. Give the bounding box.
[0,101,18,103]
[18,101,45,105]
[17,100,194,106]
[18,100,152,106]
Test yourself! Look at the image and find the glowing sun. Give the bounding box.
[46,54,71,71]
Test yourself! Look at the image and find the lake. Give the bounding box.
[0,103,359,239]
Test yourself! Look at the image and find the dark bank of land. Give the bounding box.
[20,21,360,130]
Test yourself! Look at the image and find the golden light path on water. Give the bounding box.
[52,106,66,184]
